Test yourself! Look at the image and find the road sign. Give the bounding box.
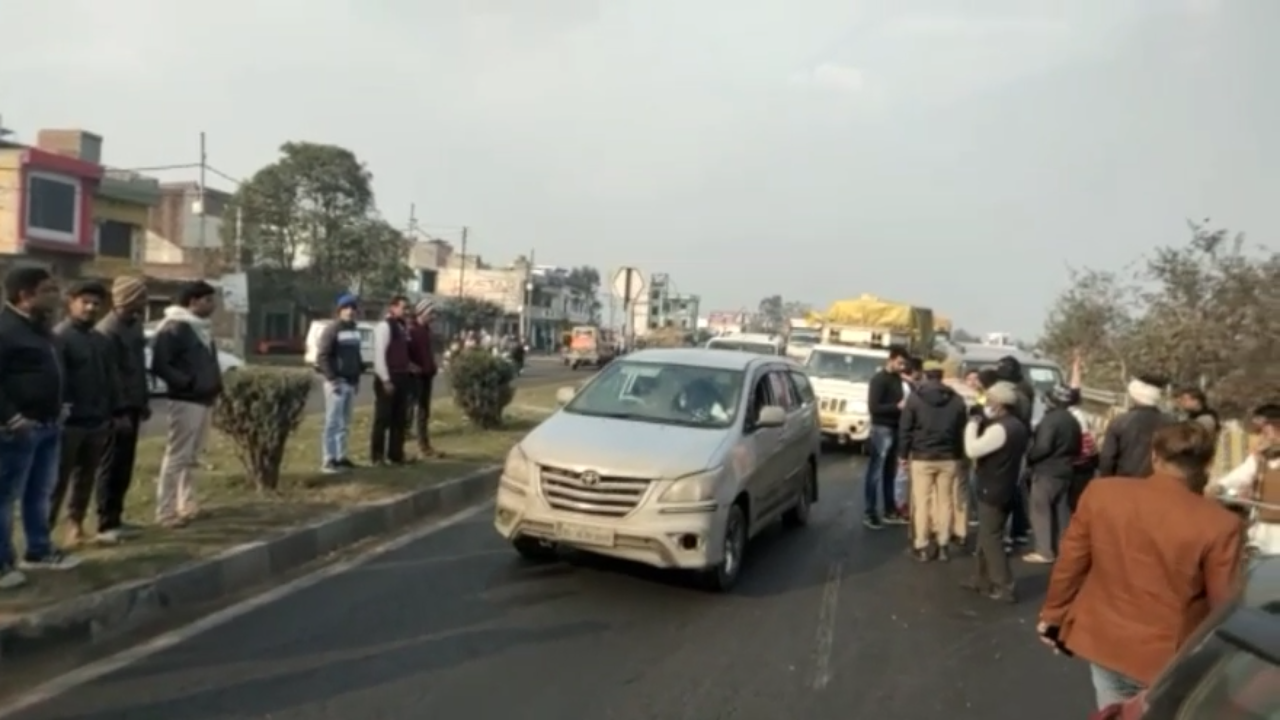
[610,267,646,303]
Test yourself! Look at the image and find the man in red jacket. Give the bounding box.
[407,298,441,458]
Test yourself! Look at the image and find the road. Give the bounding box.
[7,454,1095,720]
[141,356,581,437]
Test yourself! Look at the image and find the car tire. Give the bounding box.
[783,464,815,529]
[699,503,747,592]
[512,536,558,563]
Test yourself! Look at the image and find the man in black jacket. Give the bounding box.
[995,355,1034,545]
[0,266,81,586]
[151,281,223,527]
[51,281,120,545]
[1024,385,1083,563]
[316,293,364,473]
[1098,376,1171,478]
[899,361,967,561]
[863,345,909,529]
[94,276,151,541]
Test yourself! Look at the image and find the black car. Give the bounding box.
[1125,556,1279,718]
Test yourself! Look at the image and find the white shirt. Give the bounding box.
[1214,455,1280,556]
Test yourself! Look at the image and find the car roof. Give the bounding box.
[625,347,794,372]
[955,343,1061,368]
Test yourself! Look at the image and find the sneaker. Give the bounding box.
[321,460,342,475]
[986,587,1019,604]
[336,458,358,469]
[883,511,908,526]
[1022,552,1055,564]
[95,529,122,545]
[911,548,931,562]
[862,514,884,530]
[0,569,27,589]
[21,550,81,571]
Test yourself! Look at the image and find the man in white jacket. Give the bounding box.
[1211,403,1279,556]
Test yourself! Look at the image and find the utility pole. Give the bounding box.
[520,248,535,341]
[197,132,208,251]
[456,226,468,302]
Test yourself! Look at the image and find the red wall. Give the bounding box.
[18,147,102,255]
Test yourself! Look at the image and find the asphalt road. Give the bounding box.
[8,454,1095,720]
[140,356,582,437]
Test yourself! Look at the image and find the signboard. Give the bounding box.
[219,272,249,313]
[610,267,646,303]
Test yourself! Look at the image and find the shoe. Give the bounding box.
[1022,552,1055,564]
[883,511,908,526]
[863,514,884,530]
[960,577,989,594]
[64,522,87,547]
[936,546,950,563]
[912,548,932,562]
[95,529,122,545]
[321,460,342,475]
[0,569,27,589]
[987,587,1019,604]
[336,458,357,469]
[21,550,82,571]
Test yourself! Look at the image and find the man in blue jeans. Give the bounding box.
[0,266,81,590]
[315,293,365,473]
[864,345,909,529]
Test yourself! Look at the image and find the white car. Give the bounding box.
[494,348,821,592]
[805,343,883,446]
[144,329,244,397]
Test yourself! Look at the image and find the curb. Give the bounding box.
[0,465,500,668]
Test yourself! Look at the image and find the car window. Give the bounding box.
[769,371,795,410]
[805,350,883,383]
[564,359,744,429]
[746,372,776,423]
[1175,644,1279,720]
[788,371,815,405]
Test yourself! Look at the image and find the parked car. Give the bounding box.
[1096,556,1279,718]
[493,348,821,592]
[144,329,244,397]
[303,319,376,372]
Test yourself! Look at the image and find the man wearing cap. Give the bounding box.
[95,276,151,541]
[316,294,364,473]
[370,295,413,465]
[51,281,120,545]
[406,297,441,458]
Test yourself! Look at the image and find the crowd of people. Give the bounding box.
[862,342,1278,712]
[0,267,222,590]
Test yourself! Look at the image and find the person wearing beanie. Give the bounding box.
[316,294,364,473]
[962,380,1031,603]
[370,295,413,465]
[51,281,121,546]
[1023,384,1084,564]
[406,297,441,458]
[94,276,151,541]
[1097,375,1173,478]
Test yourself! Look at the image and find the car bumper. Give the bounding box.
[493,478,726,570]
[819,412,870,442]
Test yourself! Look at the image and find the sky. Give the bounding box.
[0,0,1274,337]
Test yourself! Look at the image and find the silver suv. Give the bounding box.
[494,348,821,591]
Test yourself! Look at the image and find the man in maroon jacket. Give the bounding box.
[407,298,441,457]
[371,296,413,465]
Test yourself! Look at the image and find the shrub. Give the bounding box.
[449,349,516,428]
[212,367,314,491]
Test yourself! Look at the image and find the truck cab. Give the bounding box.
[804,343,887,447]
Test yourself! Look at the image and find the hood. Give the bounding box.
[520,411,728,479]
[915,380,957,407]
[810,377,868,399]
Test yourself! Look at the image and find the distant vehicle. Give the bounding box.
[805,343,884,447]
[705,333,785,356]
[952,343,1065,428]
[563,325,616,369]
[303,319,376,372]
[144,329,244,397]
[493,348,821,592]
[786,318,822,363]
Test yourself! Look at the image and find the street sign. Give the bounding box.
[610,267,646,303]
[218,272,250,314]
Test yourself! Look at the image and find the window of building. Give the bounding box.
[97,220,134,259]
[26,172,80,243]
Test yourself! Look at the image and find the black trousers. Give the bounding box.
[411,374,436,448]
[1008,470,1032,538]
[973,500,1015,592]
[371,373,412,463]
[52,424,110,526]
[96,411,141,530]
[1068,465,1096,513]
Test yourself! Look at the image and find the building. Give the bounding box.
[631,272,700,337]
[703,310,749,336]
[86,168,161,277]
[145,180,232,269]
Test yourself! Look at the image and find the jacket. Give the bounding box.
[55,318,119,427]
[1098,406,1172,477]
[967,413,1031,507]
[866,369,905,428]
[1039,474,1243,686]
[0,305,64,425]
[95,310,150,413]
[150,306,223,405]
[898,380,966,461]
[371,316,412,382]
[316,319,364,385]
[407,320,437,376]
[1026,406,1083,479]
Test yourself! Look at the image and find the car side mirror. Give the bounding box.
[755,405,786,428]
[555,386,577,405]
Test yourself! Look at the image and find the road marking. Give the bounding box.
[811,559,844,690]
[0,501,493,718]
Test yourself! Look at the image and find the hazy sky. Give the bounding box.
[1,0,1273,336]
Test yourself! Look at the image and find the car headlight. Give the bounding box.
[658,467,722,504]
[503,445,533,486]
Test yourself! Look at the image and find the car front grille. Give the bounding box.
[538,465,652,517]
[819,397,848,413]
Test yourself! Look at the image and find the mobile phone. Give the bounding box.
[1040,625,1074,657]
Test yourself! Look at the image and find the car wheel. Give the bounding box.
[700,502,747,592]
[783,463,815,528]
[512,535,558,563]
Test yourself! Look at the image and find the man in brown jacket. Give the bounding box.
[1037,421,1244,711]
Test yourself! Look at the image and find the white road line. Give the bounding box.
[0,501,493,719]
[811,559,844,690]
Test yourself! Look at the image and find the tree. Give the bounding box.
[756,295,784,332]
[347,217,412,298]
[565,266,602,323]
[436,297,505,333]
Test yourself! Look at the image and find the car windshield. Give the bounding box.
[564,360,745,429]
[805,350,883,383]
[961,362,1063,394]
[789,330,820,346]
[707,340,779,355]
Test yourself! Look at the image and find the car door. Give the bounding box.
[740,369,786,526]
[767,368,807,490]
[785,367,819,462]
